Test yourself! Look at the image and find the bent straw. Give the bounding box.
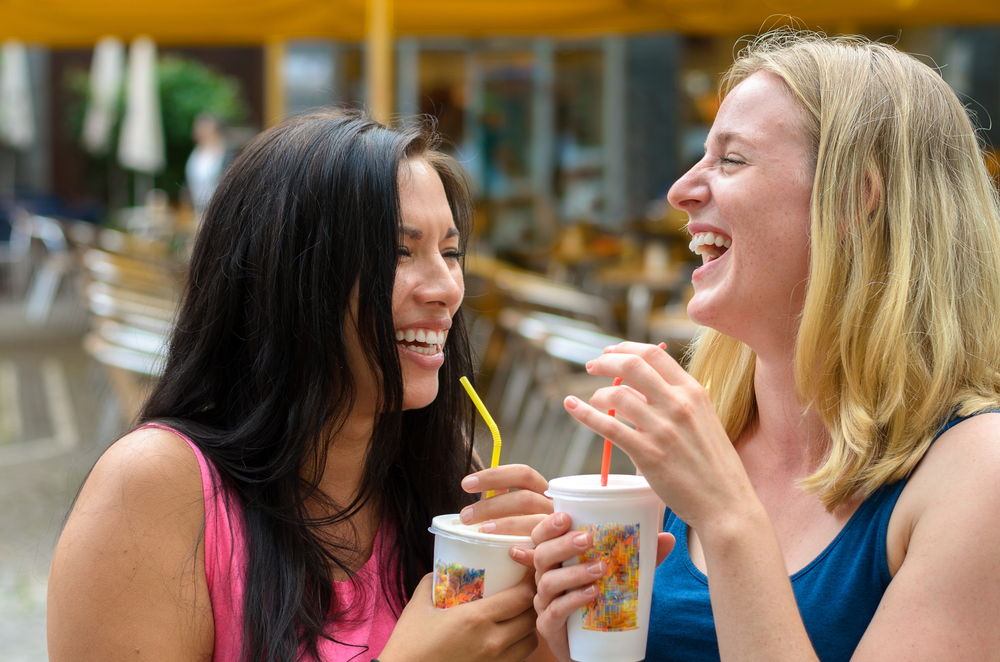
[601,342,668,487]
[459,376,502,498]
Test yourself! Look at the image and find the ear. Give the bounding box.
[863,170,882,217]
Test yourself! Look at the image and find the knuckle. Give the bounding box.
[623,354,644,373]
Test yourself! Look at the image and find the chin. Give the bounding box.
[402,382,440,411]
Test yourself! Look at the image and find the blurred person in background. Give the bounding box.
[529,30,1000,662]
[185,112,229,226]
[47,108,554,662]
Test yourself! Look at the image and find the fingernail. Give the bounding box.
[604,345,616,354]
[565,396,579,410]
[587,561,604,576]
[511,547,526,560]
[582,584,597,597]
[554,513,566,527]
[480,521,497,533]
[461,475,479,491]
[460,507,473,523]
[573,533,589,547]
[585,360,594,370]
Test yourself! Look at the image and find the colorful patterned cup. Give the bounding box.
[546,474,663,662]
[429,514,534,609]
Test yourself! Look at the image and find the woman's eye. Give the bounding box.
[720,156,744,166]
[397,246,412,258]
[444,249,466,261]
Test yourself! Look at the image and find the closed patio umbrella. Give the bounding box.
[0,40,34,152]
[82,36,126,156]
[118,36,165,206]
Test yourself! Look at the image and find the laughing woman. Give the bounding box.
[47,109,550,662]
[530,31,1000,662]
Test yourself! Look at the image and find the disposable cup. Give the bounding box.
[545,474,664,662]
[429,514,534,609]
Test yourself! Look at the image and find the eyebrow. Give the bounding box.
[399,225,460,240]
[705,130,759,152]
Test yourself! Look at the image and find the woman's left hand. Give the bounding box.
[459,464,553,537]
[564,341,754,531]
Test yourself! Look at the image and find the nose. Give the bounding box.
[666,160,708,212]
[415,255,464,310]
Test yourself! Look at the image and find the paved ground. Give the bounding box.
[0,295,125,661]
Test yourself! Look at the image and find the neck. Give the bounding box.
[309,411,375,513]
[741,350,829,477]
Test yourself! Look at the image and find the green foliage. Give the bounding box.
[157,56,248,199]
[65,54,249,204]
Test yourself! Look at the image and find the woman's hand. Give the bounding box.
[460,464,553,538]
[563,342,754,530]
[530,513,675,662]
[379,571,539,662]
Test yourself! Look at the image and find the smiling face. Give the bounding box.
[391,157,465,410]
[668,71,815,355]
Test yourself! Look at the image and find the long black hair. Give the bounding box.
[140,108,478,661]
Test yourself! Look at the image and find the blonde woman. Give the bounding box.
[527,31,1000,661]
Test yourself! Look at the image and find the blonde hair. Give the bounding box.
[687,31,1000,509]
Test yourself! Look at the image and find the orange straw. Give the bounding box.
[601,342,667,487]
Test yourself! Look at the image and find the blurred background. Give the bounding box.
[2,1,1000,658]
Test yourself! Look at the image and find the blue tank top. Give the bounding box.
[645,416,971,662]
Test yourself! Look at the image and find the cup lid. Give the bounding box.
[429,514,534,547]
[545,474,654,499]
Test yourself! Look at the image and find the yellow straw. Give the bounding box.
[459,376,501,498]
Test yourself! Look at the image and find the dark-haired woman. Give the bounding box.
[47,109,552,662]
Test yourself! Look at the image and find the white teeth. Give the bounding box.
[405,344,439,355]
[395,327,448,349]
[688,232,732,256]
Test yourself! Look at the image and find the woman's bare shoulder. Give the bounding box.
[47,425,214,661]
[863,412,1000,659]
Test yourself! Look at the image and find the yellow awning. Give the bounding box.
[1,0,998,48]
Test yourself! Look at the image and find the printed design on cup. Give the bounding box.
[433,560,486,608]
[577,523,640,631]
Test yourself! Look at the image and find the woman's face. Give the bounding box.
[667,71,815,355]
[391,157,465,410]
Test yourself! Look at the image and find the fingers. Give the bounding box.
[656,532,676,567]
[536,585,598,645]
[588,341,690,390]
[510,545,534,569]
[463,464,549,497]
[471,570,537,622]
[478,514,548,537]
[460,490,552,526]
[530,512,573,547]
[532,517,593,575]
[563,396,643,450]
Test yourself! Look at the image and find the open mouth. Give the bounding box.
[395,328,448,356]
[688,231,732,263]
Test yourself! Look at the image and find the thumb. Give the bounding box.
[411,572,435,604]
[656,532,676,567]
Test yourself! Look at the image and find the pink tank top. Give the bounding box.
[142,423,399,661]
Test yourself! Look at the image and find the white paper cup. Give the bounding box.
[429,514,534,608]
[546,474,664,662]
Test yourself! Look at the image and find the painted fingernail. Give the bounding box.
[582,584,597,598]
[587,561,604,576]
[460,507,473,523]
[586,360,594,370]
[573,533,589,547]
[565,396,579,410]
[480,521,497,533]
[511,547,526,560]
[461,475,479,491]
